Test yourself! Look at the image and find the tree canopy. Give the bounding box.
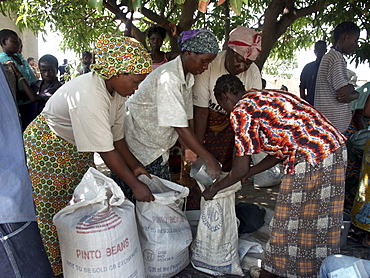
[0,0,369,70]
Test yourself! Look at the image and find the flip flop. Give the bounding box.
[249,266,261,278]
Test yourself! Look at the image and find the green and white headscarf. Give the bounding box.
[178,29,219,54]
[91,35,152,79]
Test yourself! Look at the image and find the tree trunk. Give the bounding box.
[255,0,328,70]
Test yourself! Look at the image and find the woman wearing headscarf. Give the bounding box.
[204,74,347,278]
[119,29,221,195]
[180,26,263,209]
[23,35,154,276]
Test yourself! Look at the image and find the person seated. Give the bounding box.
[78,51,92,75]
[8,54,62,130]
[146,26,180,70]
[319,254,370,278]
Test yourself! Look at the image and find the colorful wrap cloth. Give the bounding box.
[228,26,262,61]
[91,35,152,79]
[23,115,94,275]
[178,29,219,54]
[263,146,347,278]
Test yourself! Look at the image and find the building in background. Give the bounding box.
[0,14,38,60]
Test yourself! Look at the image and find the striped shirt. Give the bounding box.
[314,48,351,132]
[231,89,346,174]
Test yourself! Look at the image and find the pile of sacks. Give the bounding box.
[54,168,268,277]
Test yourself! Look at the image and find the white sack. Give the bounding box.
[251,152,283,188]
[190,174,244,276]
[53,167,144,278]
[136,175,192,278]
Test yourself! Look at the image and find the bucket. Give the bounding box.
[340,212,352,248]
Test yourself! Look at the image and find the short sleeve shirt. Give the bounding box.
[231,89,346,174]
[42,72,126,152]
[314,48,351,132]
[124,56,194,166]
[192,50,262,114]
[0,52,37,92]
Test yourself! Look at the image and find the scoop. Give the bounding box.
[190,157,221,187]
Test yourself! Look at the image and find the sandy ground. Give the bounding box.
[94,153,369,277]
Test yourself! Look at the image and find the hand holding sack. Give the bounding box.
[136,175,192,278]
[190,173,244,276]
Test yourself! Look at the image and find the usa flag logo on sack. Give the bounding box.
[76,208,122,234]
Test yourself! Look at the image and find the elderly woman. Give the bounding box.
[23,36,153,276]
[204,74,347,278]
[116,29,221,196]
[180,26,263,209]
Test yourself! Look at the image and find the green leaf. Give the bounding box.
[229,0,243,15]
[174,0,186,4]
[87,0,103,11]
[130,0,143,11]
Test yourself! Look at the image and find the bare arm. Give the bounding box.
[336,84,359,103]
[99,144,154,202]
[181,106,209,163]
[113,139,150,178]
[175,126,221,178]
[7,61,42,102]
[193,106,209,143]
[202,154,281,200]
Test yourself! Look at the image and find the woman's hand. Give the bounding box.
[132,165,151,179]
[201,183,219,200]
[205,158,222,180]
[132,182,155,202]
[184,149,198,165]
[5,61,22,78]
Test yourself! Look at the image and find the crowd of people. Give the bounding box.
[1,19,369,278]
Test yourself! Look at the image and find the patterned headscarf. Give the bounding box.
[91,35,152,79]
[178,29,219,54]
[228,26,262,61]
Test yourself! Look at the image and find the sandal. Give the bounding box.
[249,266,261,278]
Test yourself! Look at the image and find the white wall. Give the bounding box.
[0,13,38,60]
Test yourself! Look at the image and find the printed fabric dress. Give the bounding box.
[231,89,347,278]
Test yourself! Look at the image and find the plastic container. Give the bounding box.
[340,212,352,248]
[190,157,221,187]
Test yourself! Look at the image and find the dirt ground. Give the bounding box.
[94,154,370,277]
[236,180,278,211]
